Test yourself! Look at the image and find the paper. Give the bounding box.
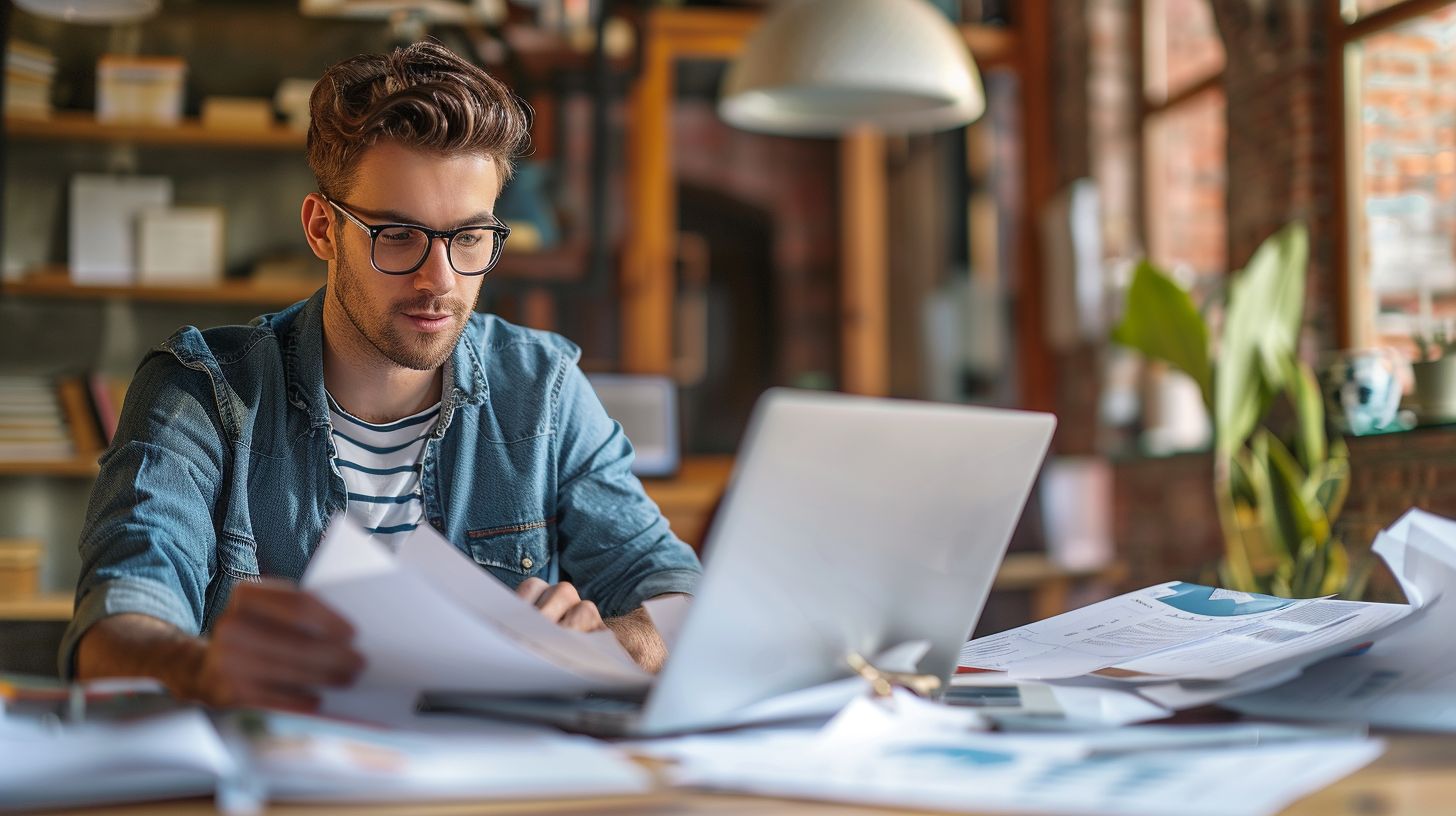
[960,581,1411,682]
[658,713,1383,816]
[0,709,235,811]
[240,711,650,803]
[1229,509,1456,730]
[302,514,649,717]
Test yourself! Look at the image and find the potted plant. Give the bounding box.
[1111,223,1364,599]
[1411,325,1456,423]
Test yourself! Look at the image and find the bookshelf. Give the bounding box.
[6,268,322,307]
[5,111,305,150]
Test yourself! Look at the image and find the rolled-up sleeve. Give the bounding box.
[551,359,702,618]
[59,354,226,678]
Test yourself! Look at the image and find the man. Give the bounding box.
[62,42,702,712]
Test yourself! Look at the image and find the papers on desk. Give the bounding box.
[237,711,650,804]
[955,576,1415,724]
[301,513,650,716]
[1228,509,1456,731]
[0,708,236,812]
[641,690,1383,816]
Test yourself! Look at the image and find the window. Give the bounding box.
[1341,1,1456,356]
[1140,0,1227,290]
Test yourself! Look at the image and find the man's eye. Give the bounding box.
[381,229,417,243]
[454,232,483,248]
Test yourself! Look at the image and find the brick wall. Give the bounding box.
[1210,0,1338,348]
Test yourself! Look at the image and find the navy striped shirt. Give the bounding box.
[327,394,439,547]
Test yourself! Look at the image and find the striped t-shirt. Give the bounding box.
[326,393,440,547]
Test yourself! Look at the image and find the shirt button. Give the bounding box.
[521,556,534,570]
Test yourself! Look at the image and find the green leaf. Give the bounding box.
[1286,358,1327,474]
[1111,261,1213,408]
[1215,224,1309,454]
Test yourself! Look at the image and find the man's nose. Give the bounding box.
[413,236,456,295]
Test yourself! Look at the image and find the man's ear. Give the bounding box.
[301,193,336,261]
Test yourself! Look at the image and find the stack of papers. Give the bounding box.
[301,515,651,717]
[0,703,650,811]
[1228,509,1456,730]
[635,690,1383,816]
[955,579,1414,725]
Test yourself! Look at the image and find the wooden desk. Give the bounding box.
[41,732,1456,815]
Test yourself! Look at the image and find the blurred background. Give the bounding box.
[2,0,1454,674]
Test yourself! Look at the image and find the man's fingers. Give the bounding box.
[215,627,363,688]
[560,600,605,632]
[231,581,355,641]
[533,583,581,622]
[515,577,549,606]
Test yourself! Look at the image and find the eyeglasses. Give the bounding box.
[323,196,511,276]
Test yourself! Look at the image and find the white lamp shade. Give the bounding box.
[719,0,985,136]
[14,0,160,24]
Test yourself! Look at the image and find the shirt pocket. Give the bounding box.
[465,518,553,586]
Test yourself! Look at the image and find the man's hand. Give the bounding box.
[515,579,680,673]
[515,577,606,632]
[193,580,364,711]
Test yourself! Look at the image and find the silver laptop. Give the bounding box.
[426,388,1055,736]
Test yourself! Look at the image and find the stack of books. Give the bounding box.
[6,41,56,120]
[0,376,77,463]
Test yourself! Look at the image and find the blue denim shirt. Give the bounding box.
[60,289,702,676]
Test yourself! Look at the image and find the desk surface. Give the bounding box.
[44,731,1456,816]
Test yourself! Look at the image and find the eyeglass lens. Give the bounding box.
[374,226,499,274]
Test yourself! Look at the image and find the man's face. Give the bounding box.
[329,142,500,371]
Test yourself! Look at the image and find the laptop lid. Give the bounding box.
[638,388,1056,735]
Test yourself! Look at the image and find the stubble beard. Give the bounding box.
[334,248,476,372]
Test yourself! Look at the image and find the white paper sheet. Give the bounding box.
[1229,509,1456,730]
[661,712,1383,816]
[960,580,1409,683]
[0,709,235,811]
[302,514,650,716]
[242,711,650,803]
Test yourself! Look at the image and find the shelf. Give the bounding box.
[0,593,74,622]
[961,23,1019,69]
[5,111,306,150]
[6,268,323,307]
[0,458,99,478]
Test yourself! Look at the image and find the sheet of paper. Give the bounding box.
[960,581,1394,682]
[242,710,650,803]
[663,721,1383,816]
[0,709,235,811]
[1229,510,1456,730]
[302,515,651,709]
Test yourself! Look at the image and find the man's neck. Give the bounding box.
[321,295,443,424]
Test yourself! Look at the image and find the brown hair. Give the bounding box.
[306,41,530,199]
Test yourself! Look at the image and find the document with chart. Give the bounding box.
[959,580,1412,683]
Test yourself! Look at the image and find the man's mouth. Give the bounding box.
[400,309,456,332]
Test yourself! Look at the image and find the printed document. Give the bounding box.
[1229,509,1456,730]
[959,581,1411,682]
[650,692,1382,816]
[301,514,650,708]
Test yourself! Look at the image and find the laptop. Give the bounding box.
[426,388,1055,736]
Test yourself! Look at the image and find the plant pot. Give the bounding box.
[1412,356,1456,423]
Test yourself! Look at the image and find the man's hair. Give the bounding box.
[307,41,530,199]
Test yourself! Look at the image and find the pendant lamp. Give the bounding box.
[719,0,985,136]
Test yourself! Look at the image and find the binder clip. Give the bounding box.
[846,651,942,699]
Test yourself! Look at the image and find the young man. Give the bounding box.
[62,43,702,712]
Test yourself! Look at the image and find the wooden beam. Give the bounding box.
[840,128,890,397]
[1017,0,1056,413]
[1338,0,1456,43]
[620,8,758,375]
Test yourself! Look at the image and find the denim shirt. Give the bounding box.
[59,289,702,676]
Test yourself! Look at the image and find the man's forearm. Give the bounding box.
[74,613,207,700]
[603,594,687,673]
